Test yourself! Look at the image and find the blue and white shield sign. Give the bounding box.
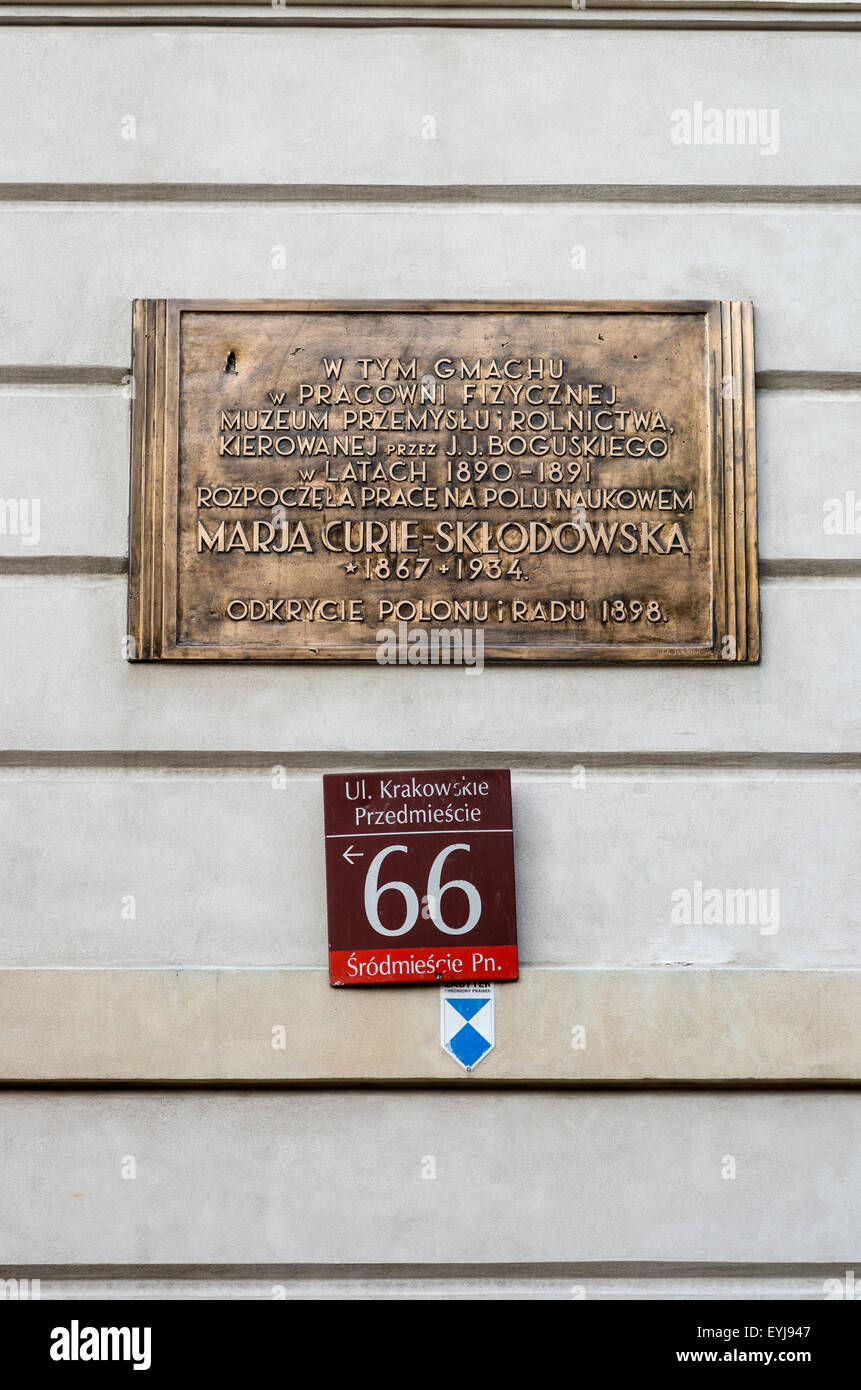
[441,983,495,1071]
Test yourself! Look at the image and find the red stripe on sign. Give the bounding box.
[329,945,519,986]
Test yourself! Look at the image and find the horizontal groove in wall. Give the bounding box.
[0,365,129,386]
[0,184,859,205]
[0,751,859,773]
[7,1261,859,1282]
[9,0,861,10]
[759,559,861,577]
[757,370,861,390]
[0,6,859,28]
[0,556,128,575]
[1,1079,858,1092]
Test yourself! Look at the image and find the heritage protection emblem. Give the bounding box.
[441,982,495,1071]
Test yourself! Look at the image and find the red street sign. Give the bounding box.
[323,769,518,986]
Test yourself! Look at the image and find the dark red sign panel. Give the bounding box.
[323,769,518,986]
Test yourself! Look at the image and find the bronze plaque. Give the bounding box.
[129,300,759,662]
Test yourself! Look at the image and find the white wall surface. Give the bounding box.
[1,1091,859,1264]
[0,206,856,368]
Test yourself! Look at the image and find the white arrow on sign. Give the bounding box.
[343,844,364,865]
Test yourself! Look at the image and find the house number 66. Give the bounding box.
[363,843,482,936]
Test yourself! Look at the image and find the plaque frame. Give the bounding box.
[129,299,759,663]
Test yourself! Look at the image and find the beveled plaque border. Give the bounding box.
[128,299,759,663]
